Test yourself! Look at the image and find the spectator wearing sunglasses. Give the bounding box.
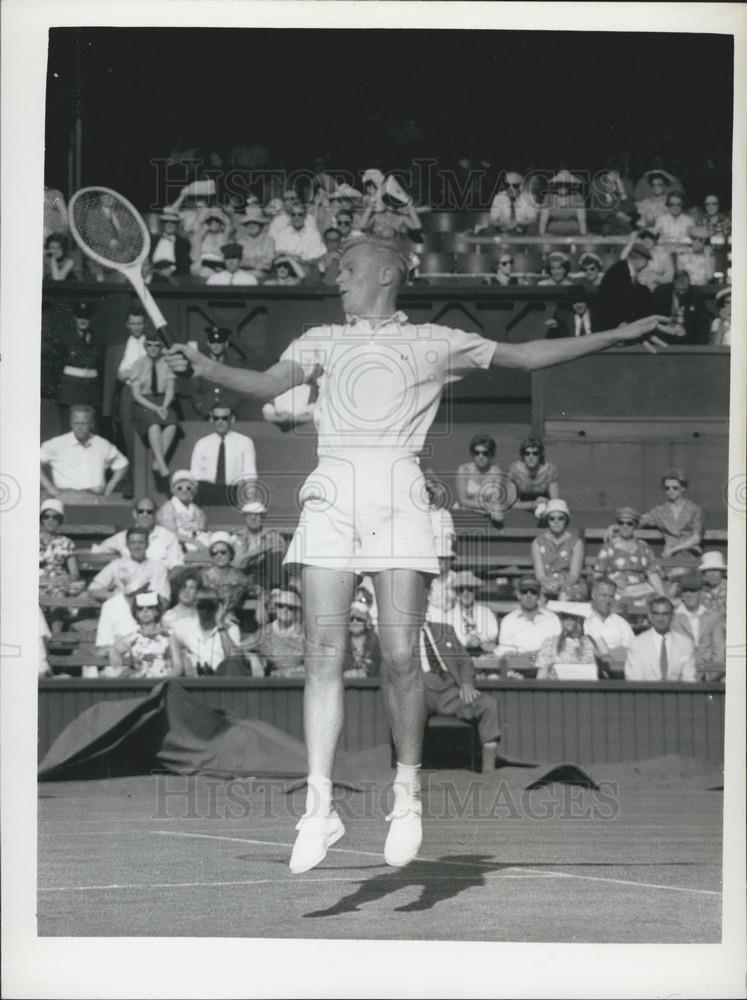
[489,251,524,287]
[654,192,695,246]
[634,171,675,228]
[256,589,305,676]
[576,252,604,292]
[273,203,326,263]
[455,434,505,525]
[507,437,560,515]
[488,172,538,233]
[496,575,561,657]
[157,470,210,551]
[593,507,666,614]
[447,570,499,655]
[637,468,704,561]
[342,601,382,678]
[200,532,247,618]
[333,210,364,245]
[695,193,731,243]
[531,499,585,600]
[92,496,184,570]
[190,404,257,504]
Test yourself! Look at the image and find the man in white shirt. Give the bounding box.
[206,243,259,286]
[447,570,499,653]
[624,597,696,682]
[654,192,695,245]
[274,204,326,263]
[92,496,184,570]
[190,403,257,503]
[170,588,242,675]
[40,405,129,499]
[489,171,538,233]
[584,578,634,677]
[497,575,561,655]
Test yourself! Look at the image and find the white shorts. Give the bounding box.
[284,452,439,576]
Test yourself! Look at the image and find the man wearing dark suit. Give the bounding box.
[595,242,654,330]
[420,620,501,773]
[652,270,709,344]
[545,286,602,339]
[149,210,192,278]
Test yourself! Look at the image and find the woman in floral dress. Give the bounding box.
[531,498,585,599]
[594,506,666,613]
[39,498,83,631]
[108,592,177,678]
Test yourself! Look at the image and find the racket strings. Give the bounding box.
[71,190,145,265]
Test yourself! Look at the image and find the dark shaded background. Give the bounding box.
[45,28,733,208]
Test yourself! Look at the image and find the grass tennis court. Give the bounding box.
[38,768,722,942]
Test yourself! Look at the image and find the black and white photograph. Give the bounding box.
[2,2,745,997]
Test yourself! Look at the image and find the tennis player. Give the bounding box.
[166,237,677,874]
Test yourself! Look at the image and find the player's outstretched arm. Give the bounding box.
[490,316,681,372]
[164,344,305,401]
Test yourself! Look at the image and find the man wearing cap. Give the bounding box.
[190,404,257,503]
[186,326,245,420]
[149,210,191,277]
[545,286,600,339]
[231,501,287,593]
[672,573,725,681]
[170,587,243,676]
[595,242,655,330]
[236,207,275,274]
[52,301,104,423]
[653,271,709,344]
[274,204,326,263]
[255,589,305,676]
[698,551,727,623]
[419,618,502,774]
[489,172,538,233]
[624,596,696,682]
[497,576,562,657]
[676,227,715,287]
[92,496,184,570]
[40,405,129,500]
[447,571,499,654]
[165,235,678,874]
[583,578,635,678]
[206,243,259,286]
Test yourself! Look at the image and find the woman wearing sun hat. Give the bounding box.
[538,170,587,237]
[535,601,597,679]
[156,470,209,551]
[531,498,585,599]
[108,592,176,678]
[594,505,666,613]
[698,551,727,621]
[200,531,247,617]
[39,498,84,632]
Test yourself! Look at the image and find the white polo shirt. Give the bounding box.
[497,607,561,655]
[40,432,129,492]
[584,610,635,650]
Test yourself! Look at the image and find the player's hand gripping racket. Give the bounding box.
[67,186,193,374]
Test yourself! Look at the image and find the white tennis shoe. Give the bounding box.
[289,811,345,874]
[384,797,423,867]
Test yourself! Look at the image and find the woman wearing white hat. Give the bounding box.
[200,531,247,617]
[231,501,287,594]
[39,498,84,632]
[538,171,587,237]
[156,471,209,551]
[531,499,585,599]
[535,602,597,679]
[594,506,666,613]
[698,551,727,621]
[108,592,176,678]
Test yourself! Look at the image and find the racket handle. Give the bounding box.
[157,325,193,379]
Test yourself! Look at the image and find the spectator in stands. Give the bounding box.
[576,252,604,292]
[447,571,499,654]
[92,496,184,571]
[455,434,505,526]
[709,288,730,346]
[696,193,731,243]
[236,206,275,275]
[39,499,83,632]
[594,241,654,330]
[334,210,363,244]
[496,575,561,656]
[538,171,587,236]
[587,169,635,234]
[635,171,675,228]
[535,603,597,679]
[358,175,422,240]
[103,304,150,489]
[654,192,695,245]
[625,229,674,291]
[231,500,287,594]
[537,252,573,288]
[256,589,305,676]
[508,437,559,516]
[267,189,308,242]
[698,551,727,623]
[170,587,243,676]
[624,596,696,682]
[53,301,104,423]
[638,468,704,562]
[676,227,715,287]
[149,210,191,278]
[342,601,382,678]
[584,578,635,678]
[545,286,600,338]
[157,470,210,551]
[108,592,175,678]
[40,405,129,500]
[653,271,709,344]
[489,250,524,286]
[190,403,256,502]
[274,204,326,263]
[190,208,231,277]
[316,227,343,285]
[89,527,171,648]
[129,332,179,479]
[201,532,247,618]
[44,233,80,282]
[162,568,201,631]
[265,254,306,286]
[44,187,68,241]
[489,172,538,233]
[420,618,501,774]
[206,242,259,286]
[188,326,246,420]
[595,506,666,613]
[672,572,725,681]
[531,499,585,599]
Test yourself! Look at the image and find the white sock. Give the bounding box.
[305,775,332,817]
[394,762,422,802]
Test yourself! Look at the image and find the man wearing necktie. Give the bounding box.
[420,620,501,773]
[189,403,257,504]
[624,597,696,682]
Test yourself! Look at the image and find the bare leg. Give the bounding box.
[161,424,177,463]
[147,425,169,476]
[373,568,428,765]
